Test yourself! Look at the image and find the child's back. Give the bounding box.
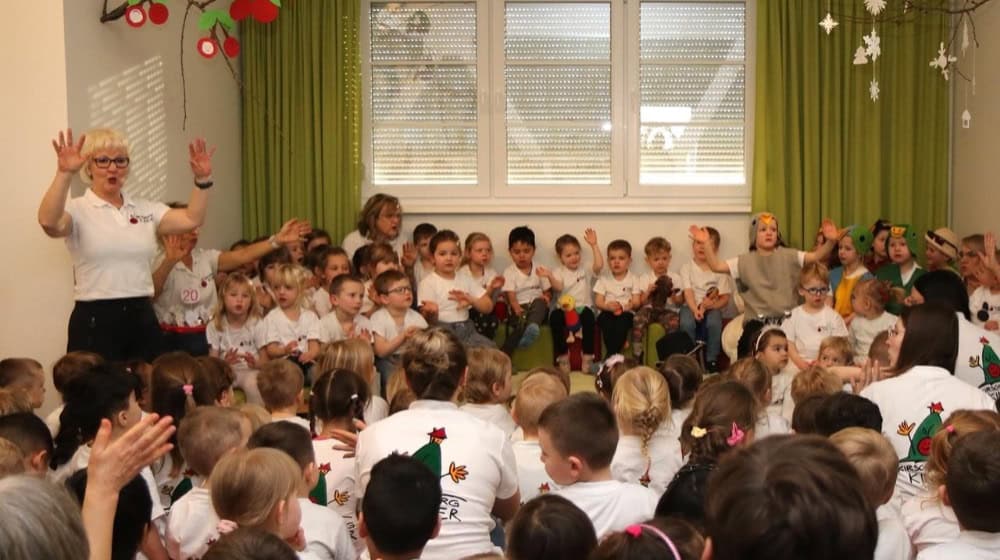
[510,372,568,501]
[459,348,516,437]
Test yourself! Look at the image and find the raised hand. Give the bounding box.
[52,128,87,173]
[584,228,598,246]
[188,137,216,181]
[163,234,188,262]
[275,219,312,245]
[401,242,418,268]
[820,219,845,242]
[87,414,175,495]
[688,225,710,244]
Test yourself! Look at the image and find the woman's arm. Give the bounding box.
[38,129,85,238]
[158,139,215,235]
[217,219,310,272]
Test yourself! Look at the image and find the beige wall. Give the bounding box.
[0,1,241,415]
[952,1,1000,237]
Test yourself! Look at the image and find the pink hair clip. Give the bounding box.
[623,524,681,560]
[726,422,746,446]
[216,519,239,535]
[182,384,194,396]
[945,425,955,434]
[625,524,643,538]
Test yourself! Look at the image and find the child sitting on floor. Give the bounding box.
[460,347,516,438]
[511,372,567,502]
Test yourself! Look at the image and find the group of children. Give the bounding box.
[3,210,1000,559]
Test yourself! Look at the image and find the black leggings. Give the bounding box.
[550,307,596,356]
[67,297,162,362]
[597,311,634,355]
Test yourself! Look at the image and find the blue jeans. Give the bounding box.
[679,307,722,362]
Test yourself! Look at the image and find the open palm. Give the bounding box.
[188,138,216,180]
[52,128,87,173]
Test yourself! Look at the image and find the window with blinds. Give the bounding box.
[639,2,745,186]
[362,0,751,210]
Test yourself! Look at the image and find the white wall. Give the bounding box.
[0,1,72,414]
[406,213,751,273]
[0,1,241,415]
[952,1,1000,236]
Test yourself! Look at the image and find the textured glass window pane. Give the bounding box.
[369,3,477,186]
[372,66,477,122]
[506,66,610,122]
[370,3,477,62]
[640,65,744,122]
[505,2,611,185]
[640,2,745,61]
[640,1,745,185]
[507,127,611,185]
[639,125,744,184]
[506,3,610,60]
[372,128,478,185]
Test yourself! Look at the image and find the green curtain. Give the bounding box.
[241,0,362,240]
[753,0,950,248]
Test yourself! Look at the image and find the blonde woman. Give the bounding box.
[341,193,415,268]
[39,127,215,362]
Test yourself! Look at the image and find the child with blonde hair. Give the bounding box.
[511,372,568,501]
[631,237,685,361]
[316,338,389,424]
[310,368,369,552]
[167,406,252,560]
[360,242,401,316]
[830,428,912,560]
[850,278,898,361]
[257,360,309,432]
[679,226,732,373]
[261,264,321,372]
[460,347,515,437]
[818,336,855,368]
[728,358,792,437]
[782,262,849,370]
[207,272,266,404]
[0,358,45,410]
[610,366,682,494]
[248,422,356,560]
[901,409,1000,553]
[458,232,505,340]
[783,364,842,420]
[210,448,308,554]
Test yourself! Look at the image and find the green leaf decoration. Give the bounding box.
[216,11,236,31]
[198,10,221,31]
[128,0,143,5]
[270,0,282,7]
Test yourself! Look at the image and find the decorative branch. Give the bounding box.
[100,0,129,23]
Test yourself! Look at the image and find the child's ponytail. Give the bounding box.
[680,381,756,464]
[612,367,671,459]
[310,368,370,427]
[51,365,136,469]
[150,352,203,470]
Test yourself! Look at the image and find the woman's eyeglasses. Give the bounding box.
[92,156,130,169]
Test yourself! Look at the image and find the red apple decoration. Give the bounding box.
[230,0,252,22]
[148,3,169,25]
[252,0,279,23]
[197,37,218,58]
[126,4,147,27]
[223,36,241,58]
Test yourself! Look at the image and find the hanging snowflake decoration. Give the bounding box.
[961,20,970,55]
[863,28,881,61]
[869,78,880,102]
[819,13,839,35]
[853,46,869,65]
[930,42,958,80]
[865,0,887,16]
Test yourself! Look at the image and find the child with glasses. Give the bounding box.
[370,269,428,392]
[780,262,848,371]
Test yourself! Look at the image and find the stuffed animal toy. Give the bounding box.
[558,294,582,343]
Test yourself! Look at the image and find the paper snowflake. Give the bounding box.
[819,13,838,35]
[864,29,881,61]
[929,42,958,80]
[853,46,869,65]
[865,0,887,16]
[869,78,880,102]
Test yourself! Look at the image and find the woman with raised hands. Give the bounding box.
[38,127,216,362]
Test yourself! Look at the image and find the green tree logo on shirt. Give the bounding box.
[897,402,944,462]
[412,427,468,484]
[969,337,1000,387]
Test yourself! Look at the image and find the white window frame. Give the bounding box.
[360,0,754,214]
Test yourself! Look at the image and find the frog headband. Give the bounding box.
[889,224,919,257]
[845,225,873,256]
